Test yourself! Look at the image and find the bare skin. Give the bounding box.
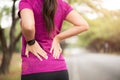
[20,8,89,61]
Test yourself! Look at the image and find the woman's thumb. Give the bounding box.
[25,48,29,57]
[50,47,53,53]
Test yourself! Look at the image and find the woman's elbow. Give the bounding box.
[76,21,89,31]
[84,24,89,31]
[78,23,89,31]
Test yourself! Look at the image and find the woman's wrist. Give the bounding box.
[27,39,35,46]
[54,35,61,43]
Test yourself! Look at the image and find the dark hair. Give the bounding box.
[43,0,57,34]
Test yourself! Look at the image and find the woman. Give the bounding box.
[18,0,89,80]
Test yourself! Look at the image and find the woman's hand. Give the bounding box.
[50,36,62,59]
[25,41,48,61]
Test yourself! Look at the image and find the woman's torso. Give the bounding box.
[20,0,73,75]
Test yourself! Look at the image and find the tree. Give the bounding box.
[0,0,21,74]
[67,0,120,53]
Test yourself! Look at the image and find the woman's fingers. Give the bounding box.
[56,48,62,59]
[34,53,43,61]
[25,44,48,60]
[37,50,48,59]
[53,48,62,59]
[25,48,29,57]
[50,46,53,53]
[51,39,62,59]
[59,48,62,53]
[53,51,60,59]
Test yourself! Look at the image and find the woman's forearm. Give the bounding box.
[55,10,89,42]
[21,22,35,41]
[20,9,35,41]
[55,25,89,42]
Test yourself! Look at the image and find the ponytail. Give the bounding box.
[43,0,57,34]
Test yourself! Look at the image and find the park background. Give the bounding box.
[0,0,120,80]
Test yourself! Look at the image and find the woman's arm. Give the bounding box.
[55,10,89,42]
[20,9,48,61]
[20,9,35,41]
[50,10,89,59]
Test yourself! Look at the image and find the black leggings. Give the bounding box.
[21,70,69,80]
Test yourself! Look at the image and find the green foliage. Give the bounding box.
[65,0,120,52]
[15,38,22,52]
[78,10,120,52]
[0,6,11,24]
[15,22,22,52]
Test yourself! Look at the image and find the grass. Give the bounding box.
[0,53,21,80]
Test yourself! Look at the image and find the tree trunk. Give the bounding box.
[0,51,13,74]
[0,28,21,74]
[0,28,12,74]
[0,0,21,75]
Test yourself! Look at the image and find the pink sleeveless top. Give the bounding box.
[18,0,73,75]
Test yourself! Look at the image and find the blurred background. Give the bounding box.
[0,0,120,80]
